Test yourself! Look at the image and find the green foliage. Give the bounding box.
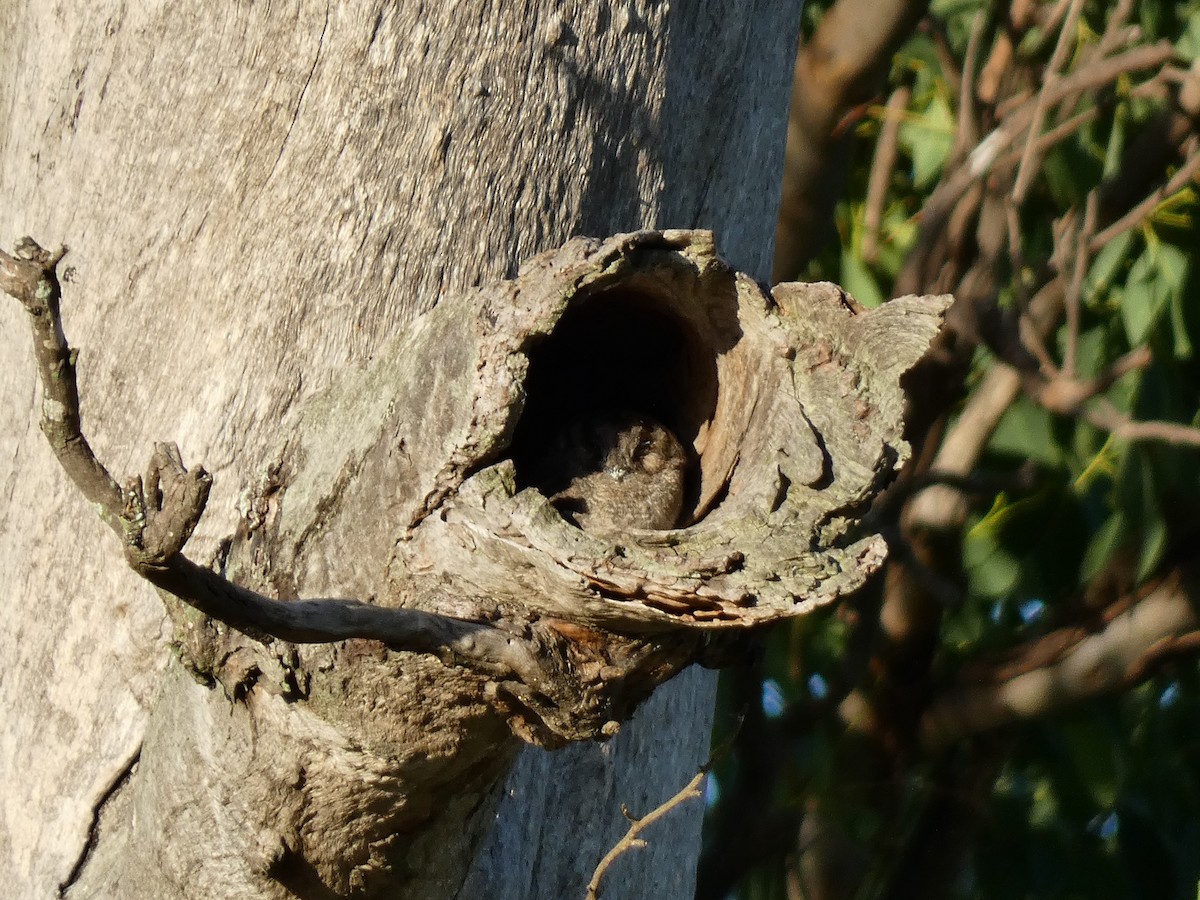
[709,1,1200,897]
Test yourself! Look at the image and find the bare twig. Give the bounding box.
[954,10,986,155]
[0,240,124,532]
[1040,0,1075,38]
[977,0,1035,104]
[863,86,910,263]
[1004,204,1052,362]
[991,105,1101,175]
[1085,399,1200,449]
[589,723,744,899]
[1028,342,1153,417]
[995,43,1179,172]
[1089,136,1200,250]
[1107,345,1156,381]
[1011,0,1085,204]
[0,237,546,682]
[898,41,1177,295]
[1092,0,1135,60]
[995,86,1033,121]
[585,769,707,899]
[925,15,964,106]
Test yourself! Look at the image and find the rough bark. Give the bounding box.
[0,3,943,899]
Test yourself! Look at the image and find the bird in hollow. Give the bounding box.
[529,411,688,532]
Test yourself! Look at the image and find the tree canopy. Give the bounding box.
[702,1,1200,897]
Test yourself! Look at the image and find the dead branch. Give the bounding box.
[588,728,746,900]
[0,238,545,680]
[953,11,985,153]
[0,240,124,531]
[1060,192,1097,376]
[900,15,1196,483]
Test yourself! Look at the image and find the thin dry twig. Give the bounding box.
[1028,342,1153,415]
[0,239,124,531]
[925,16,964,107]
[1018,342,1200,451]
[584,769,707,899]
[1041,0,1074,36]
[954,10,986,154]
[1086,399,1200,448]
[1011,0,1086,204]
[1092,0,1136,60]
[898,40,1177,295]
[976,42,1179,178]
[1106,345,1156,382]
[991,105,1100,174]
[978,0,1038,104]
[1003,205,1060,374]
[1089,136,1200,250]
[587,723,744,899]
[863,86,910,263]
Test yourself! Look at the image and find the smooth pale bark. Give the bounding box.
[0,2,802,898]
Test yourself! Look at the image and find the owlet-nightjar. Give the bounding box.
[531,412,688,532]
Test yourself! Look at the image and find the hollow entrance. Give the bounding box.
[510,288,719,525]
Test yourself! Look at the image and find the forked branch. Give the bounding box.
[0,237,545,682]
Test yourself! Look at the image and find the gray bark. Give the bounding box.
[0,2,939,899]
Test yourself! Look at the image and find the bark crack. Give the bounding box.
[266,2,329,186]
[57,743,141,896]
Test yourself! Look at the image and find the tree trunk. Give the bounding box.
[0,3,803,898]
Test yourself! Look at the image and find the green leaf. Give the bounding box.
[1169,269,1195,360]
[1071,324,1108,381]
[1119,273,1156,347]
[838,246,884,308]
[1155,242,1190,293]
[1137,514,1169,582]
[899,94,955,189]
[1061,715,1121,809]
[1121,246,1167,344]
[965,501,1023,599]
[1103,101,1129,181]
[1175,10,1200,59]
[989,396,1060,466]
[1116,240,1191,350]
[1125,447,1169,581]
[1081,512,1126,582]
[1086,230,1135,298]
